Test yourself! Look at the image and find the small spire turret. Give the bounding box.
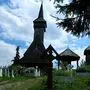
[14,46,20,60]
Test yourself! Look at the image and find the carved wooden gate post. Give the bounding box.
[47,60,52,90]
[46,45,58,90]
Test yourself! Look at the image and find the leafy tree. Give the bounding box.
[52,0,90,37]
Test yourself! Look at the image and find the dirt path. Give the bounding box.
[0,78,42,90]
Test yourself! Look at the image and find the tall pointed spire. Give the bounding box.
[38,3,43,19]
[33,3,47,28]
[33,2,47,43]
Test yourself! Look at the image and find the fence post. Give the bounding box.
[0,67,2,77]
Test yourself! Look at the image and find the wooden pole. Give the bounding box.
[47,60,52,90]
[77,60,79,69]
[58,60,60,70]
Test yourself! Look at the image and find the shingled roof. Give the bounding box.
[59,48,80,61]
[24,35,45,57]
[85,46,90,51]
[17,35,47,65]
[84,46,90,55]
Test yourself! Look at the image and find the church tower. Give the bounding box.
[33,3,47,43]
[23,3,47,57]
[13,3,48,67]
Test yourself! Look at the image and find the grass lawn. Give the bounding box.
[53,70,90,90]
[53,76,90,90]
[0,76,43,90]
[0,70,90,90]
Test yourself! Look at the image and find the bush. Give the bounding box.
[76,65,90,72]
[76,68,86,72]
[40,76,58,90]
[53,69,72,76]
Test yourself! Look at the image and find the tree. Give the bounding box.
[52,0,90,37]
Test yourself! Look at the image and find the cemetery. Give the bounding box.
[0,1,90,90]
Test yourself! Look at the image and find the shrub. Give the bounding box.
[53,69,72,76]
[76,65,90,72]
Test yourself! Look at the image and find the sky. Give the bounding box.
[0,0,90,68]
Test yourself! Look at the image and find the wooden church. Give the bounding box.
[13,4,48,69]
[12,3,81,70]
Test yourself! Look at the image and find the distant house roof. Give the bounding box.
[59,48,80,61]
[84,46,90,55]
[85,46,90,51]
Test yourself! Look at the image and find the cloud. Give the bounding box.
[0,6,33,39]
[0,40,15,66]
[0,40,26,66]
[0,0,89,67]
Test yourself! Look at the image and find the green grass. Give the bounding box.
[0,76,43,90]
[53,69,90,90]
[0,76,31,84]
[0,70,90,90]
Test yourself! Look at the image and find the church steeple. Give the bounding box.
[38,3,43,19]
[33,3,47,43]
[13,3,48,67]
[33,3,47,28]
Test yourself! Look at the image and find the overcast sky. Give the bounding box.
[0,0,90,68]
